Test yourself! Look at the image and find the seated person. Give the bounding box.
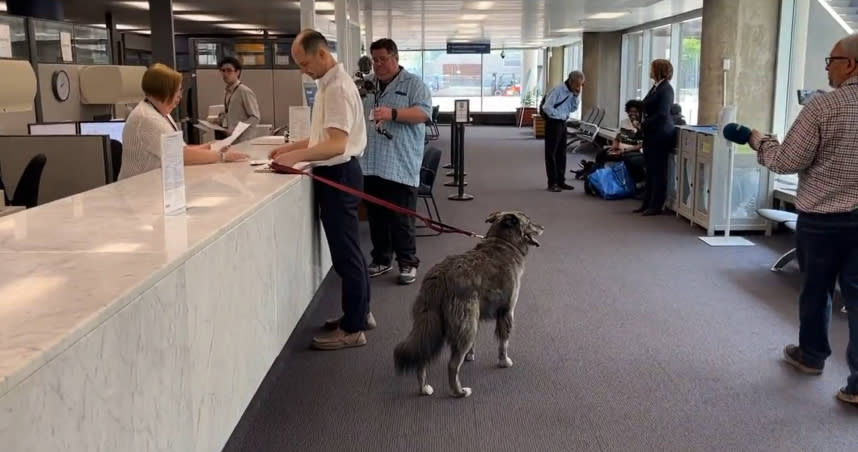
[671,103,687,126]
[596,99,644,166]
[119,63,249,180]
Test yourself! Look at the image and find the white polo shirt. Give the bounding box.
[310,63,367,167]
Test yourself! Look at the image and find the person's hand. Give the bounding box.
[199,142,212,150]
[372,106,394,122]
[749,130,765,151]
[223,150,249,162]
[631,120,641,130]
[273,151,303,168]
[269,145,293,159]
[608,146,621,155]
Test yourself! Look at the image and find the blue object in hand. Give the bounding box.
[722,122,752,145]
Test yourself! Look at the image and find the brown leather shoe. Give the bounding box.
[311,328,367,350]
[323,312,377,331]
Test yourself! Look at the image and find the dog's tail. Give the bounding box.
[394,289,445,374]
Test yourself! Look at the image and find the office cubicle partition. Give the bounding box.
[0,135,112,205]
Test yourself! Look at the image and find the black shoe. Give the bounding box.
[641,209,663,216]
[783,344,823,375]
[547,185,561,192]
[633,207,647,213]
[558,183,575,191]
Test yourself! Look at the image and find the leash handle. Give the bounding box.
[269,162,483,239]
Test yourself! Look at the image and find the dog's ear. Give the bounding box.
[485,211,503,223]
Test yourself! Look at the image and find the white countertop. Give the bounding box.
[0,137,294,397]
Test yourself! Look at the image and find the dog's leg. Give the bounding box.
[496,309,514,368]
[448,343,474,398]
[465,347,475,362]
[418,366,433,396]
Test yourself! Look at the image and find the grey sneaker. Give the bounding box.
[368,263,392,278]
[398,265,417,285]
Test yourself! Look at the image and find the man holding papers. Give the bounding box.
[216,56,261,140]
[269,29,372,351]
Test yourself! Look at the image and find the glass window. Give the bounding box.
[623,32,644,102]
[563,43,583,119]
[74,25,110,64]
[422,50,482,112]
[398,50,422,79]
[32,19,75,63]
[482,50,522,112]
[677,18,702,124]
[230,41,268,67]
[195,42,218,67]
[650,25,671,60]
[0,14,30,60]
[273,39,297,68]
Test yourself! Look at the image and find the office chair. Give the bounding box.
[417,146,443,237]
[12,154,47,208]
[425,105,440,144]
[110,139,123,182]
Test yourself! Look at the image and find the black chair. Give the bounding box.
[0,160,7,206]
[424,105,440,143]
[416,146,442,237]
[110,139,123,182]
[12,154,47,208]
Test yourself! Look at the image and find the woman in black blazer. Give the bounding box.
[635,59,675,216]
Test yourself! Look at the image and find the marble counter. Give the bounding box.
[0,137,332,451]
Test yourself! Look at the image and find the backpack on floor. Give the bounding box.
[586,162,636,200]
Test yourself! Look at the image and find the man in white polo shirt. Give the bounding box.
[269,29,371,351]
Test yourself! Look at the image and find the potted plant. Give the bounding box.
[516,89,540,127]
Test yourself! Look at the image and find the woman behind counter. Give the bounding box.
[119,63,248,180]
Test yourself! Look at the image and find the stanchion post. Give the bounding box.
[448,99,474,201]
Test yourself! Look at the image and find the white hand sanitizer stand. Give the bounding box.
[699,105,755,247]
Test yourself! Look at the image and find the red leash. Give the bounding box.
[269,162,484,239]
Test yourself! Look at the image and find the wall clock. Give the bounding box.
[51,70,71,102]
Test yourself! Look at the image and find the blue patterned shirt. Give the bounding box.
[542,81,580,120]
[360,68,432,187]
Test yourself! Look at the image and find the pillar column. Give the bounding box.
[521,49,539,98]
[301,0,315,30]
[148,0,175,68]
[698,0,780,128]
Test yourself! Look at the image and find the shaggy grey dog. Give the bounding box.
[394,211,544,398]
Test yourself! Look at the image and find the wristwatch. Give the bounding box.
[219,151,227,163]
[391,108,398,121]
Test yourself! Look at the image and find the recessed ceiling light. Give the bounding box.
[555,28,582,33]
[216,23,264,30]
[115,1,193,11]
[314,1,335,10]
[175,14,230,22]
[459,22,481,28]
[461,14,487,21]
[0,2,6,12]
[587,11,630,19]
[464,1,494,9]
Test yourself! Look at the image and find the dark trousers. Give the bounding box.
[796,211,858,392]
[314,159,370,333]
[544,118,568,186]
[364,175,419,268]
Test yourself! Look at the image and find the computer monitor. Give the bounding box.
[28,122,78,135]
[79,120,126,144]
[303,82,318,110]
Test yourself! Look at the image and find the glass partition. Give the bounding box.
[677,18,701,124]
[273,38,298,68]
[423,50,482,112]
[73,25,110,64]
[32,19,75,63]
[0,14,30,60]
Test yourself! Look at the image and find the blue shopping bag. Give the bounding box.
[586,162,636,200]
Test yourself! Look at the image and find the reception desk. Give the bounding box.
[0,138,331,451]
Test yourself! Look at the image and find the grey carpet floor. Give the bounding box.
[223,126,858,452]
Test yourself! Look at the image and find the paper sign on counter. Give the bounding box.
[211,121,250,152]
[288,106,311,143]
[60,32,73,62]
[160,131,186,215]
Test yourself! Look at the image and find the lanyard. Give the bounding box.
[144,99,178,132]
[224,82,241,114]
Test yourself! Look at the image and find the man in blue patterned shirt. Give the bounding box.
[360,38,432,285]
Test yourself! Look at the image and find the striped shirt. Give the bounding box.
[360,68,432,187]
[118,100,183,180]
[757,76,858,214]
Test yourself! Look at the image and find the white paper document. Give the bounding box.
[0,25,12,58]
[160,131,187,215]
[288,106,311,143]
[252,135,286,145]
[211,121,250,152]
[60,32,73,62]
[196,119,228,132]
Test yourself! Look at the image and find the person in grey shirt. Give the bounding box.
[217,56,261,140]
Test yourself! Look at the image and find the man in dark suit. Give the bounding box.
[635,59,675,216]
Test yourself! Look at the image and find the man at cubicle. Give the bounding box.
[748,33,858,406]
[216,57,261,140]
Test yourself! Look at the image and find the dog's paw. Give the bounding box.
[421,384,434,396]
[452,387,472,398]
[465,351,475,362]
[499,357,514,368]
